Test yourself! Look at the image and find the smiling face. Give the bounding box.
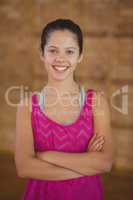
[40,30,83,82]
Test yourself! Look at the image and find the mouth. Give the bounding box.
[52,65,69,72]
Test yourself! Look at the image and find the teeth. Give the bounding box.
[52,65,68,71]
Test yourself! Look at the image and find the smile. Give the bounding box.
[52,65,69,72]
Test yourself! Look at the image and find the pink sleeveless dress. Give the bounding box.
[21,86,104,200]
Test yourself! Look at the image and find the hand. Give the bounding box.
[87,133,105,152]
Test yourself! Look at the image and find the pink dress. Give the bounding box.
[21,86,104,200]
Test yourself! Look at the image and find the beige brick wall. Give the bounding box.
[0,0,132,171]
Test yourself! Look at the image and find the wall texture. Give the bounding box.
[0,0,133,171]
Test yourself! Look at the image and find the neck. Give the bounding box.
[43,79,80,97]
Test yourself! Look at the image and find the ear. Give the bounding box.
[40,51,45,62]
[78,53,83,63]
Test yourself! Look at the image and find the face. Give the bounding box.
[40,30,83,81]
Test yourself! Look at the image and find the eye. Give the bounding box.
[49,49,57,53]
[66,50,74,54]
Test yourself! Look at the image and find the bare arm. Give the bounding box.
[36,150,109,176]
[36,91,115,175]
[14,97,84,181]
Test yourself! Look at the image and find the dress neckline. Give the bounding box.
[35,84,88,127]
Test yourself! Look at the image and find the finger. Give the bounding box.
[89,134,104,146]
[87,134,104,150]
[89,137,104,148]
[88,133,98,146]
[97,143,104,150]
[96,144,103,151]
[91,143,103,151]
[89,139,104,151]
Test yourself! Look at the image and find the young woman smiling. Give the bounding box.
[15,18,115,200]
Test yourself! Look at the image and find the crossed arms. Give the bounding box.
[36,92,115,176]
[15,92,115,180]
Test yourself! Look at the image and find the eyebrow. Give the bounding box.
[47,45,77,49]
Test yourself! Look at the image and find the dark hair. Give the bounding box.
[40,18,83,55]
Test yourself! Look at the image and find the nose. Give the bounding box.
[55,53,66,62]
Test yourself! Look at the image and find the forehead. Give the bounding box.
[46,30,78,48]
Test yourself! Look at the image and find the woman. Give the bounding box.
[15,18,115,200]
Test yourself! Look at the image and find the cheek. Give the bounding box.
[45,55,55,64]
[70,57,79,66]
[70,53,80,62]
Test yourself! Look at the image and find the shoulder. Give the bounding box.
[16,90,39,117]
[16,96,32,119]
[17,90,40,111]
[91,89,110,117]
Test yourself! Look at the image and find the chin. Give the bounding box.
[51,71,71,80]
[52,76,68,82]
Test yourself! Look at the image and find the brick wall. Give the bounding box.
[0,0,132,171]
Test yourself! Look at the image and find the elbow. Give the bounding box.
[17,169,26,178]
[104,161,113,173]
[14,155,34,178]
[14,158,27,178]
[101,150,115,173]
[102,157,114,173]
[15,163,27,178]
